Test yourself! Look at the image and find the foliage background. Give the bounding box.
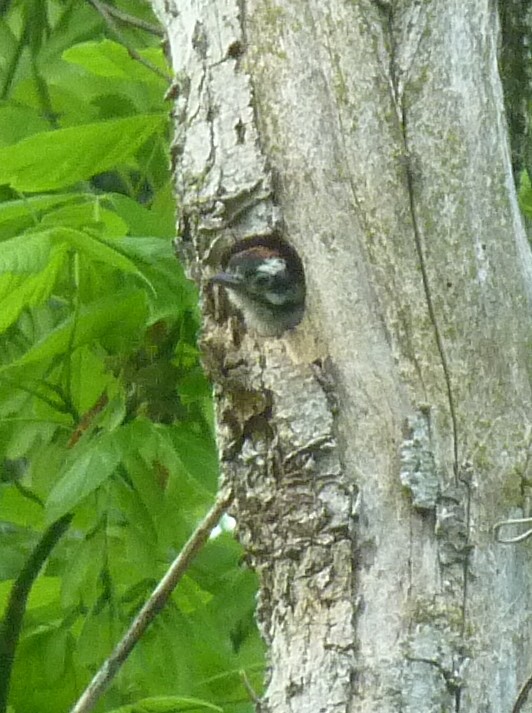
[0,1,264,712]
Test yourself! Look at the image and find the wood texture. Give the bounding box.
[151,0,532,710]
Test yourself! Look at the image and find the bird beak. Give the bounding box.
[209,272,243,289]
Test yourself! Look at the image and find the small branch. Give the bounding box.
[85,0,172,82]
[95,2,163,37]
[0,376,77,419]
[0,513,73,713]
[69,487,234,713]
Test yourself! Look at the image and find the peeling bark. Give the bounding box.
[151,0,532,711]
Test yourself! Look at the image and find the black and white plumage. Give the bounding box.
[210,242,305,337]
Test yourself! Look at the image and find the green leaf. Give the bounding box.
[114,421,175,521]
[40,202,129,237]
[106,696,223,713]
[45,431,121,520]
[63,39,168,84]
[75,601,117,668]
[10,623,77,710]
[0,485,43,529]
[171,425,219,491]
[1,290,148,370]
[0,238,68,333]
[0,16,17,57]
[52,227,155,292]
[106,193,173,238]
[68,345,118,414]
[518,169,532,219]
[0,230,54,274]
[0,576,61,612]
[116,237,199,319]
[0,114,167,192]
[0,105,50,147]
[172,575,213,614]
[0,194,85,238]
[60,532,107,608]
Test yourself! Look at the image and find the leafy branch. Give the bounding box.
[85,0,171,82]
[69,487,234,713]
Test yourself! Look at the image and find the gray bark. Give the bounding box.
[151,0,532,711]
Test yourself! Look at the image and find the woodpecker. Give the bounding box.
[209,242,305,337]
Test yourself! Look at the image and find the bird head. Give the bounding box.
[210,243,305,336]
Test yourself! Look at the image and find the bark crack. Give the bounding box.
[399,121,459,484]
[406,655,462,694]
[374,2,459,479]
[380,6,471,711]
[399,81,470,713]
[394,66,474,703]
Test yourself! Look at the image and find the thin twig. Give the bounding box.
[69,487,234,713]
[95,2,163,37]
[85,0,172,82]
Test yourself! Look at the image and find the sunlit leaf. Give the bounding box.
[0,114,167,192]
[0,230,54,274]
[0,576,61,612]
[52,227,155,291]
[0,240,68,332]
[63,39,168,85]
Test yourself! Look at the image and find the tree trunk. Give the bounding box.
[151,1,532,711]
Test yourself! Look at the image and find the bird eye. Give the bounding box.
[253,273,271,288]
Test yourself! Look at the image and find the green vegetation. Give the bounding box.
[0,2,263,712]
